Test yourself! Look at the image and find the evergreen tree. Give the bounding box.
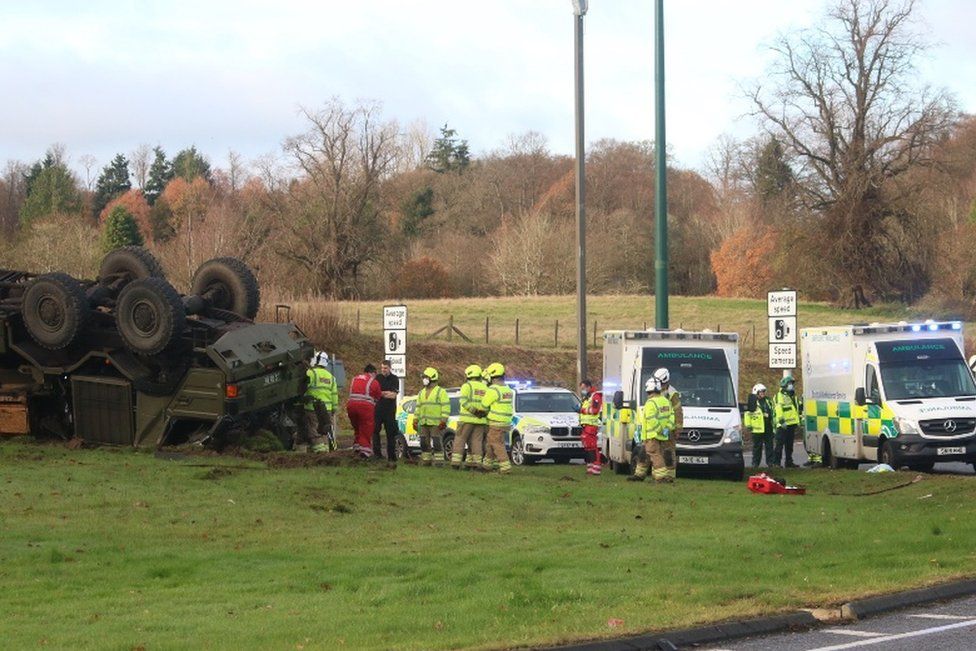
[426,124,470,174]
[172,146,212,182]
[753,137,794,202]
[148,198,176,242]
[100,205,144,252]
[19,158,82,225]
[400,186,435,237]
[144,146,173,206]
[92,154,132,218]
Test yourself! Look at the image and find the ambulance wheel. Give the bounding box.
[395,434,408,460]
[823,439,842,470]
[878,439,897,468]
[909,461,934,473]
[613,459,630,475]
[726,466,745,481]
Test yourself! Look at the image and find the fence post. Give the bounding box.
[356,309,361,334]
[752,323,756,349]
[448,315,454,342]
[515,318,520,346]
[554,319,559,348]
[643,321,647,330]
[485,316,489,344]
[593,319,598,347]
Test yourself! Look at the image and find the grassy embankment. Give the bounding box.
[272,295,966,397]
[3,440,975,649]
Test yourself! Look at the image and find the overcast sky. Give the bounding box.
[2,0,973,176]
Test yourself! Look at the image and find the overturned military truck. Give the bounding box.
[0,247,312,448]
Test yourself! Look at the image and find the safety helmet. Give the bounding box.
[464,364,483,380]
[780,375,795,388]
[313,351,328,366]
[485,362,505,379]
[423,367,439,382]
[653,368,670,384]
[752,383,767,395]
[644,377,662,393]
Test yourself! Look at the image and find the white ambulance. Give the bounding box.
[602,329,745,480]
[801,321,976,471]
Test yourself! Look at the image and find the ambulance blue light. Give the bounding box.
[952,322,962,330]
[911,325,922,332]
[927,323,939,331]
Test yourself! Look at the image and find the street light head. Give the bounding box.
[572,0,588,16]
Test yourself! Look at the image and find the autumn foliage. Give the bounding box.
[710,225,778,299]
[99,190,150,239]
[390,257,454,299]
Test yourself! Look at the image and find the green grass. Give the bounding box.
[3,441,976,649]
[331,295,942,350]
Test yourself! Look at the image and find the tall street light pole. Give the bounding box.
[654,0,669,329]
[573,0,588,384]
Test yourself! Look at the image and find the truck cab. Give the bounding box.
[602,330,744,480]
[802,321,976,471]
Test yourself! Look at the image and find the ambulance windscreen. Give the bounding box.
[876,339,976,400]
[640,348,736,407]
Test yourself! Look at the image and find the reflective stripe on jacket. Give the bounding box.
[305,366,338,412]
[639,395,673,442]
[580,392,602,427]
[744,396,773,434]
[481,383,514,427]
[416,385,450,426]
[459,379,489,424]
[774,391,801,427]
[348,374,378,405]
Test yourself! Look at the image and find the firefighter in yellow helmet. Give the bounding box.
[416,367,450,466]
[629,377,676,483]
[479,362,514,474]
[452,364,489,469]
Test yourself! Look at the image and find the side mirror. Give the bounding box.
[854,387,866,407]
[612,390,624,410]
[746,394,757,412]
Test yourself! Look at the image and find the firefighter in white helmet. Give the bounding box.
[629,377,676,483]
[744,383,774,467]
[653,367,682,468]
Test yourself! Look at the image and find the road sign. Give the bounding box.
[767,290,797,317]
[383,305,407,379]
[769,343,797,369]
[387,355,407,379]
[768,289,797,369]
[768,316,797,344]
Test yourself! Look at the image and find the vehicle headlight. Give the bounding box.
[893,416,919,436]
[723,424,742,444]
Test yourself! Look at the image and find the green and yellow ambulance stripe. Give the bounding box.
[804,400,896,437]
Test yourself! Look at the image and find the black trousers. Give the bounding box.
[372,403,399,460]
[773,424,798,467]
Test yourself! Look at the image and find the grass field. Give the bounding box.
[4,440,976,649]
[328,295,942,350]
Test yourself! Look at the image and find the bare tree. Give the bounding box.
[398,118,434,173]
[1,161,29,232]
[130,144,151,189]
[749,0,956,300]
[225,149,248,193]
[78,154,98,192]
[278,98,401,298]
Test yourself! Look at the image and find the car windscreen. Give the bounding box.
[640,347,736,407]
[515,392,581,413]
[449,396,460,416]
[880,360,976,400]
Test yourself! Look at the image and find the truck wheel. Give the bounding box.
[116,278,186,355]
[21,273,90,350]
[878,439,897,468]
[98,246,165,289]
[191,257,260,319]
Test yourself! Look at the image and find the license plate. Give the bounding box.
[554,442,581,448]
[679,455,709,465]
[937,446,965,456]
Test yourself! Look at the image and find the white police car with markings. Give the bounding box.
[507,383,583,465]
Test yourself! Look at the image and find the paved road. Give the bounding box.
[744,442,974,475]
[705,595,976,650]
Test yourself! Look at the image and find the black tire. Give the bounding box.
[909,461,934,473]
[21,273,89,350]
[441,432,455,462]
[824,439,842,470]
[510,434,528,466]
[878,439,897,468]
[726,465,745,481]
[116,278,186,355]
[191,257,260,319]
[395,434,409,460]
[613,458,630,475]
[98,246,165,288]
[554,457,571,465]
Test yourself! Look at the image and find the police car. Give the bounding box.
[508,384,584,465]
[396,388,462,461]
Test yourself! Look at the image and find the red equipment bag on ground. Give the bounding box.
[747,473,806,495]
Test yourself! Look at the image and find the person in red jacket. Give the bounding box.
[347,364,381,458]
[579,379,603,475]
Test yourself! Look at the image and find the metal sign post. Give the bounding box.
[767,290,797,372]
[383,305,407,396]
